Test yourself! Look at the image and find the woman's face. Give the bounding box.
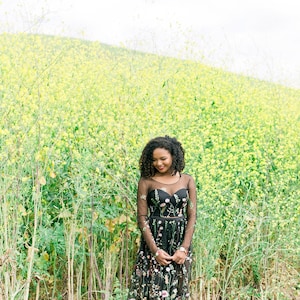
[152,148,173,174]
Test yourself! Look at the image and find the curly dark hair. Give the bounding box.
[139,135,185,178]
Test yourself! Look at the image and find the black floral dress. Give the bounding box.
[128,174,197,300]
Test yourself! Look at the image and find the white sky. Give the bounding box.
[1,0,299,88]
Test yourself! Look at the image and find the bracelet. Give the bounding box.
[154,248,161,257]
[178,246,188,255]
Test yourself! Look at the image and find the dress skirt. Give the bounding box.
[127,215,192,300]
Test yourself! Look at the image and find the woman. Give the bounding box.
[128,136,197,299]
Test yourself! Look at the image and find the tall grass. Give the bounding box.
[0,33,299,299]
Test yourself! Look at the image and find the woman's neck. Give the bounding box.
[152,171,180,184]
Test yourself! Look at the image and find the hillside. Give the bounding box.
[0,33,299,299]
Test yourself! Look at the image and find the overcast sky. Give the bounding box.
[1,0,299,88]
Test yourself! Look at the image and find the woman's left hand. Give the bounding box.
[171,250,187,265]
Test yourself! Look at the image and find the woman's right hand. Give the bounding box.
[155,249,173,266]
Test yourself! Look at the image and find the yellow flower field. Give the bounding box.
[0,33,299,299]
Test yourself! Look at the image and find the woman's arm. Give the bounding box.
[136,178,158,254]
[181,175,197,250]
[136,178,173,266]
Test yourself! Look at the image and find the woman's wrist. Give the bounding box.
[178,246,188,255]
[154,248,161,257]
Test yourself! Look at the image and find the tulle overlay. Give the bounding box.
[128,186,193,300]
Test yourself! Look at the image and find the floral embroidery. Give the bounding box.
[128,188,192,299]
[161,290,169,298]
[140,194,147,200]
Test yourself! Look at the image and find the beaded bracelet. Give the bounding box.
[154,248,161,257]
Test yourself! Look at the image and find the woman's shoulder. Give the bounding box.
[181,173,195,180]
[181,173,196,186]
[138,177,156,194]
[138,176,152,186]
[139,176,151,182]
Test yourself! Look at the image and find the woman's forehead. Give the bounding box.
[152,147,171,157]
